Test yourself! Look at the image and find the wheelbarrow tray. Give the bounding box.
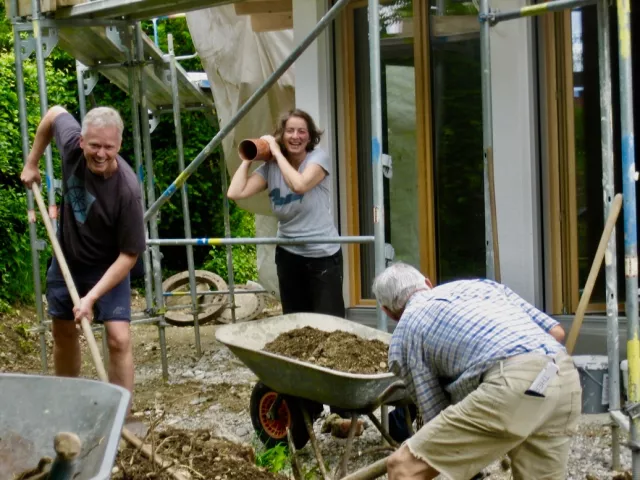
[215,313,407,411]
[0,373,130,480]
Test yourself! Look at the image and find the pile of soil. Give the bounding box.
[263,327,389,374]
[112,429,285,480]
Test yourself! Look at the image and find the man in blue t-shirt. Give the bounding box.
[21,106,145,410]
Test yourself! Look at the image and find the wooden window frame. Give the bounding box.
[339,0,436,307]
[546,9,624,315]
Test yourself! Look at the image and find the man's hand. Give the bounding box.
[20,164,42,189]
[73,294,97,324]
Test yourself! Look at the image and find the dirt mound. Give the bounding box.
[0,306,47,374]
[263,326,389,374]
[112,429,285,480]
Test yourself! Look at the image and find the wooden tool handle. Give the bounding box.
[31,183,108,382]
[341,457,389,480]
[565,193,623,354]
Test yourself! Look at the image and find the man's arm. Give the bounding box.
[20,106,68,187]
[72,252,138,323]
[390,358,449,424]
[502,283,565,343]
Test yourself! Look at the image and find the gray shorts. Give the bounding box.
[46,257,131,322]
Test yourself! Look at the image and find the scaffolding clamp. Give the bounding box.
[624,401,640,421]
[77,62,100,97]
[381,154,393,179]
[478,11,497,26]
[385,243,395,266]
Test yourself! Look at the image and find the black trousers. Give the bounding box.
[275,246,346,318]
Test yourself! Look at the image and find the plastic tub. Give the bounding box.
[573,355,609,414]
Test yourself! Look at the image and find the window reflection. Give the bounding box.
[429,0,485,282]
[353,1,419,299]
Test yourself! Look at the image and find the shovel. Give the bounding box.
[31,183,188,480]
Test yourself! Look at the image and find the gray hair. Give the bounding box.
[372,262,427,316]
[81,107,124,139]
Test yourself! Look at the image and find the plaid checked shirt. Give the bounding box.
[388,279,564,423]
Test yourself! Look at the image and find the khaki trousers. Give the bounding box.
[406,352,582,480]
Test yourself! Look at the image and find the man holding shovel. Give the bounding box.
[20,105,145,409]
[371,262,580,480]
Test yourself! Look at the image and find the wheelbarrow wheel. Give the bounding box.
[250,382,309,450]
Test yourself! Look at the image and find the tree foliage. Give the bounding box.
[0,5,256,311]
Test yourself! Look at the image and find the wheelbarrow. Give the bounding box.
[0,373,130,480]
[215,313,412,479]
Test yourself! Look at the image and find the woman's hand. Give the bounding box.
[260,135,282,158]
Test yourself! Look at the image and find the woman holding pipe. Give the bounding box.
[227,109,345,318]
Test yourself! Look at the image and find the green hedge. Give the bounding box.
[0,7,257,311]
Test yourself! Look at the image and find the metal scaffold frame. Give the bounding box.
[10,0,386,383]
[480,0,637,475]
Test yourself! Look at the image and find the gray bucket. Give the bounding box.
[573,355,609,414]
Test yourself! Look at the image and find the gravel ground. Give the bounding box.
[2,299,633,479]
[129,322,633,480]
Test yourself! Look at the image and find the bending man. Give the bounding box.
[21,106,145,407]
[372,262,580,480]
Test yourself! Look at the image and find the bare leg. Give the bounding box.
[103,321,134,413]
[51,319,81,377]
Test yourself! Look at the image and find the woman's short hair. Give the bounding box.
[81,106,124,140]
[273,109,324,153]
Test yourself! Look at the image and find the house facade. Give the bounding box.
[288,0,639,351]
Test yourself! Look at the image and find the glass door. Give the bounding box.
[349,0,421,299]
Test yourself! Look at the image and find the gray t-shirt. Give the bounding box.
[54,113,146,270]
[255,147,340,258]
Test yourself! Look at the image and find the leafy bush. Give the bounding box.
[203,206,258,284]
[0,6,257,309]
[0,46,76,309]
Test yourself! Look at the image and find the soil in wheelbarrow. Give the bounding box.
[112,428,286,480]
[263,326,389,374]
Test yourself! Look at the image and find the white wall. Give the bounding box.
[292,0,352,304]
[490,0,543,306]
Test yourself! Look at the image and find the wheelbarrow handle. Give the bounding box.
[47,432,82,480]
[31,184,109,383]
[373,380,407,408]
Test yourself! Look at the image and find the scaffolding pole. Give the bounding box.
[202,109,237,323]
[489,0,597,25]
[616,0,640,476]
[219,155,237,324]
[127,26,154,315]
[368,0,387,334]
[167,33,203,353]
[135,22,169,381]
[147,236,375,246]
[30,0,58,233]
[479,0,496,281]
[597,0,621,470]
[142,0,351,224]
[76,61,88,121]
[12,0,47,374]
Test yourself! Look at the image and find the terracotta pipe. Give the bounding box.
[238,138,272,161]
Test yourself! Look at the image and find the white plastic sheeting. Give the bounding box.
[186,5,295,299]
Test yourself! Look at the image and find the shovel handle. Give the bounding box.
[31,183,109,382]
